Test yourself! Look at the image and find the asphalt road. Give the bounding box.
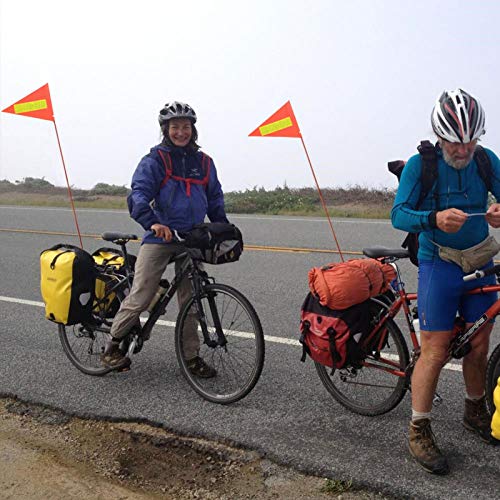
[1,206,499,499]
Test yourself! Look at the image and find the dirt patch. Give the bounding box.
[0,398,390,500]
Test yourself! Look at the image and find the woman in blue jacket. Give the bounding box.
[102,101,228,375]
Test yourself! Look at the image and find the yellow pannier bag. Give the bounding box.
[92,247,133,318]
[92,248,126,270]
[40,244,96,325]
[94,275,116,317]
[492,376,500,440]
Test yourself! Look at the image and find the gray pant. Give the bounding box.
[110,243,200,359]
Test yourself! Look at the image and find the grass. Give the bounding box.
[0,192,391,218]
[320,478,354,494]
[0,193,127,210]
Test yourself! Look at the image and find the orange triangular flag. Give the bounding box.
[249,101,301,138]
[2,83,54,122]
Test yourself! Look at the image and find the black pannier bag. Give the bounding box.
[299,293,371,370]
[40,244,96,325]
[182,222,243,264]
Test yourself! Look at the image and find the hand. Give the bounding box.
[486,203,500,228]
[436,208,468,233]
[151,223,172,242]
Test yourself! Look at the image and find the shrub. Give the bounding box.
[89,183,129,196]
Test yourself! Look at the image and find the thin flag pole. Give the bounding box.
[2,83,83,248]
[52,120,83,248]
[299,135,344,261]
[249,100,344,261]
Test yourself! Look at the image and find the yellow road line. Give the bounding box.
[0,227,362,255]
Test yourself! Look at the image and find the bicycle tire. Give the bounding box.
[175,283,265,404]
[486,343,500,414]
[315,300,410,416]
[59,323,113,376]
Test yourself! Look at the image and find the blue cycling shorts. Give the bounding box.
[418,259,497,331]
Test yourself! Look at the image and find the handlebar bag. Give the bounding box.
[40,244,96,325]
[308,258,397,310]
[182,222,243,264]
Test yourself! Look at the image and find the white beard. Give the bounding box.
[441,146,474,170]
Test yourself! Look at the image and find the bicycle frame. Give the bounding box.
[359,263,417,378]
[362,257,500,380]
[139,251,228,349]
[450,283,500,357]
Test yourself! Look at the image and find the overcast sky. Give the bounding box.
[2,0,500,192]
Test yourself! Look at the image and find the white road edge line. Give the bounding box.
[0,295,461,371]
[0,206,391,224]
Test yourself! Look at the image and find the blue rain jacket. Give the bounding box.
[391,146,500,261]
[127,144,228,244]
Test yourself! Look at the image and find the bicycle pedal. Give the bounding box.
[115,365,131,373]
[113,358,132,373]
[432,394,443,406]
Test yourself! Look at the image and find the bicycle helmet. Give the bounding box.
[431,88,485,143]
[158,101,197,125]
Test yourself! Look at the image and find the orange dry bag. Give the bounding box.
[308,258,396,310]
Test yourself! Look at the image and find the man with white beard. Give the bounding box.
[392,89,500,474]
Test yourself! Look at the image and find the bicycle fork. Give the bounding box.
[195,291,227,349]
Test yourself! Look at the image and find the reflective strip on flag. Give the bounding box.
[259,117,293,136]
[14,99,48,114]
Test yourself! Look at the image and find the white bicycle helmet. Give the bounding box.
[158,101,197,125]
[431,89,485,143]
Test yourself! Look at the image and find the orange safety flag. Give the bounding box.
[2,83,54,122]
[249,100,301,138]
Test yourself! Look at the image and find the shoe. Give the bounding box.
[187,356,216,378]
[100,339,131,371]
[463,396,500,445]
[408,418,449,475]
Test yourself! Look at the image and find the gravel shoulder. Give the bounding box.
[0,398,391,500]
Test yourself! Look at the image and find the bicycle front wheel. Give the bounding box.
[486,343,500,414]
[315,301,410,416]
[59,323,112,376]
[175,283,265,404]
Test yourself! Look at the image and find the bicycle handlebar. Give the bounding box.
[463,263,500,282]
[151,227,186,243]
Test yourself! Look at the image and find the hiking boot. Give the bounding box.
[187,356,216,378]
[408,418,449,475]
[100,339,131,371]
[463,396,500,445]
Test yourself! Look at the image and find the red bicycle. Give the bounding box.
[315,246,500,416]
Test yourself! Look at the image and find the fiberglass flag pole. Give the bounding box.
[2,84,84,248]
[249,101,344,261]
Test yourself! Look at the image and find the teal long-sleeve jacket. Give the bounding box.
[391,146,500,262]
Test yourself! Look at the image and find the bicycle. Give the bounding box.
[314,246,500,416]
[58,231,265,405]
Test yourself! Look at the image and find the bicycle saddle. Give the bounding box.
[101,232,138,243]
[363,247,410,259]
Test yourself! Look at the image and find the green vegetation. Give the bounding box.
[0,178,395,218]
[225,185,394,218]
[320,478,354,494]
[89,183,129,196]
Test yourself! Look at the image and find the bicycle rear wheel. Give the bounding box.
[486,343,500,414]
[59,323,113,376]
[175,283,265,404]
[315,300,410,416]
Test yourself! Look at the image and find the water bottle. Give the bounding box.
[412,318,420,344]
[147,278,169,313]
[411,307,420,344]
[492,376,500,440]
